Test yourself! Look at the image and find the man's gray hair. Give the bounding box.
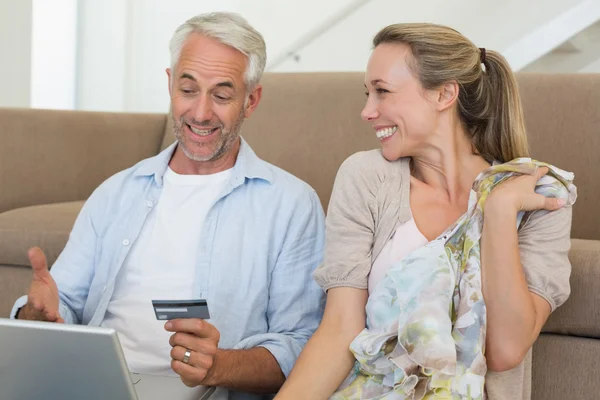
[169,12,267,91]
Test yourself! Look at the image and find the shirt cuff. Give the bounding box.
[233,333,303,377]
[9,296,76,324]
[10,296,28,319]
[58,301,76,324]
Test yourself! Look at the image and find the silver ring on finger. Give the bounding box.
[182,348,192,365]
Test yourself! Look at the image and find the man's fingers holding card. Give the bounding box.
[165,318,220,341]
[160,300,220,384]
[168,331,218,356]
[167,319,220,386]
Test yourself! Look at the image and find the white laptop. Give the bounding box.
[0,318,215,400]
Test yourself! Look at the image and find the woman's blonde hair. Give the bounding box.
[373,23,529,163]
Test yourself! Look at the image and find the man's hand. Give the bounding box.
[18,247,63,322]
[166,318,220,387]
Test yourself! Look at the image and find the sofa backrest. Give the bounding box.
[0,108,167,214]
[516,74,599,240]
[161,72,600,241]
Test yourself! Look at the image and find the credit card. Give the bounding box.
[151,299,210,320]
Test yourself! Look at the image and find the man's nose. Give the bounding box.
[191,95,214,123]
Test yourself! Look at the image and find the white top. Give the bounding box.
[101,167,231,389]
[368,217,429,294]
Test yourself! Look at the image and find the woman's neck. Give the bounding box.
[410,126,490,205]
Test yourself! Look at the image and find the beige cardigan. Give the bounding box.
[314,150,573,400]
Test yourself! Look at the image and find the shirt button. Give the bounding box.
[146,201,153,207]
[122,239,130,246]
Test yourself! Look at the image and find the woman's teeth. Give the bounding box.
[376,126,397,139]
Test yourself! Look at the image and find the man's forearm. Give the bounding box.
[204,347,285,394]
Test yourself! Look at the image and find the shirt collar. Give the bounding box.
[133,137,273,186]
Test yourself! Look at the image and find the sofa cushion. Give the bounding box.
[532,334,600,400]
[542,238,600,338]
[0,201,84,268]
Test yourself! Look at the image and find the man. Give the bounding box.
[12,12,325,399]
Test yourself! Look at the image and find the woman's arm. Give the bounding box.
[276,152,387,398]
[275,287,368,399]
[481,204,552,371]
[481,167,571,371]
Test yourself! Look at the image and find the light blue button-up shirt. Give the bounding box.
[13,139,326,399]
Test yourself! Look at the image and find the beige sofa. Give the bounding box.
[1,73,599,399]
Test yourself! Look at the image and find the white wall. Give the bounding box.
[30,0,78,109]
[581,56,600,73]
[0,0,77,109]
[6,0,595,112]
[523,20,600,73]
[76,0,129,111]
[77,0,597,113]
[273,0,595,72]
[76,0,243,112]
[0,0,32,108]
[76,0,372,113]
[502,0,600,71]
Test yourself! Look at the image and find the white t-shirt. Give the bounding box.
[101,166,231,377]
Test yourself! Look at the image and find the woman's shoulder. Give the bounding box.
[337,150,408,182]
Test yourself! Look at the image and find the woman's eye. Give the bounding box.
[376,88,389,94]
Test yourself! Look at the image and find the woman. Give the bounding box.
[275,23,575,399]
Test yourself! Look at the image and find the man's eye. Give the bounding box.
[181,89,195,94]
[214,95,230,101]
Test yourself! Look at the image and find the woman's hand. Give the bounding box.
[486,166,565,214]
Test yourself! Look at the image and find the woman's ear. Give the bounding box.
[436,82,459,111]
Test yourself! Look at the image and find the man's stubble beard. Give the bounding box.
[173,107,246,163]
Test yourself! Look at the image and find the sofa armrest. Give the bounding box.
[0,108,167,213]
[542,238,600,338]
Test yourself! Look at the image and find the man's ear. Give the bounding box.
[436,81,460,112]
[166,68,173,97]
[244,84,263,118]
